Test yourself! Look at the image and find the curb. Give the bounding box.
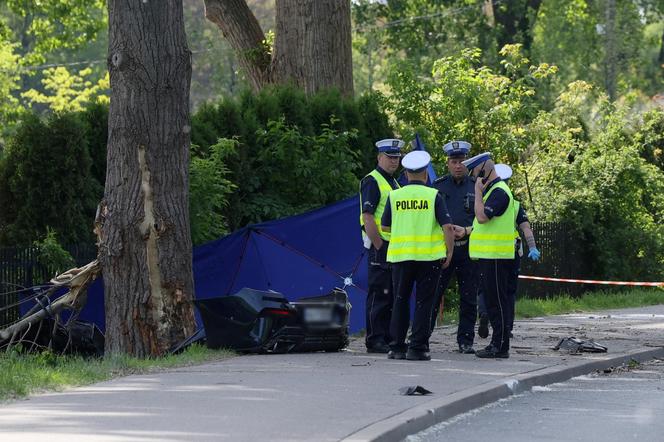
[341,346,664,442]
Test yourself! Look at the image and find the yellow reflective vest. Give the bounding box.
[359,169,399,241]
[386,185,446,263]
[469,180,516,259]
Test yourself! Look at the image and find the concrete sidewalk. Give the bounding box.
[2,305,664,442]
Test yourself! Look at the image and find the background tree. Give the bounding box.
[204,0,353,95]
[99,0,196,357]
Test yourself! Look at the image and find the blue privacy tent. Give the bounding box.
[76,136,437,334]
[77,196,367,333]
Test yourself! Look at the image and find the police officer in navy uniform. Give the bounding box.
[380,151,456,361]
[359,138,403,353]
[464,153,517,358]
[494,164,541,337]
[430,141,479,354]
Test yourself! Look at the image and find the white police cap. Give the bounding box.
[443,140,471,157]
[462,152,491,171]
[401,150,431,173]
[494,163,513,181]
[375,138,404,156]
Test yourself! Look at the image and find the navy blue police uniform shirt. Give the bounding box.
[516,204,528,225]
[433,175,476,228]
[360,166,400,217]
[482,178,510,219]
[381,181,452,228]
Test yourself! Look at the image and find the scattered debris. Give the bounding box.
[553,337,608,354]
[399,385,433,396]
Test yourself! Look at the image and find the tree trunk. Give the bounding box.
[101,0,196,357]
[273,0,354,96]
[493,0,542,54]
[604,0,617,101]
[658,27,664,66]
[204,0,271,92]
[205,0,354,96]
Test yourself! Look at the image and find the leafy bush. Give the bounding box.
[191,85,393,230]
[189,139,236,245]
[33,228,75,277]
[0,112,102,246]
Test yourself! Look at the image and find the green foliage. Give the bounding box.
[189,139,236,246]
[516,288,664,319]
[191,85,393,230]
[3,0,106,64]
[21,67,109,113]
[0,112,102,246]
[523,86,664,280]
[0,33,21,139]
[33,228,75,276]
[388,46,557,165]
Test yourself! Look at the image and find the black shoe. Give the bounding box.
[458,343,475,354]
[387,350,406,360]
[478,315,489,339]
[406,349,431,361]
[475,345,509,359]
[367,343,390,354]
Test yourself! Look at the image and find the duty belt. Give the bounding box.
[454,240,468,247]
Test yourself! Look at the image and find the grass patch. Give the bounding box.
[436,288,664,326]
[0,344,234,402]
[516,288,664,319]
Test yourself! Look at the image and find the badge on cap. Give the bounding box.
[375,138,404,157]
[443,140,471,157]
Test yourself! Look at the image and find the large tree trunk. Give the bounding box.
[272,0,353,96]
[204,0,354,96]
[493,0,542,54]
[101,0,196,357]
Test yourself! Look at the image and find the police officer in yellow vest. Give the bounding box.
[463,153,516,358]
[381,151,455,361]
[359,138,403,353]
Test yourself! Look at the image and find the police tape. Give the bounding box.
[518,275,664,287]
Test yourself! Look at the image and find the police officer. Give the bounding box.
[464,153,516,358]
[359,138,403,353]
[381,151,456,361]
[494,164,540,337]
[430,140,479,354]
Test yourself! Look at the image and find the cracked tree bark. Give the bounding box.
[204,0,353,96]
[101,0,196,357]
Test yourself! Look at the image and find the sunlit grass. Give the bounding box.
[0,344,234,402]
[516,288,664,318]
[438,287,664,325]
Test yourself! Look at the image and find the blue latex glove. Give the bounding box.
[528,247,541,262]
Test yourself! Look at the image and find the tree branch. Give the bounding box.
[204,0,271,92]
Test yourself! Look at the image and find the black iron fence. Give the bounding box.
[518,221,594,298]
[0,244,97,328]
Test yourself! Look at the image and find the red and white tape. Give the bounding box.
[518,275,664,287]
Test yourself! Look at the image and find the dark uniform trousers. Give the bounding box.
[389,260,441,352]
[506,252,521,332]
[430,243,477,345]
[365,241,393,348]
[478,258,513,353]
[478,246,521,333]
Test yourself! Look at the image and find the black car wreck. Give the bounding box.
[192,287,351,354]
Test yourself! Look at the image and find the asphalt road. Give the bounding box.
[409,358,664,442]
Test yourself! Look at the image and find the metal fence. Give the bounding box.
[518,221,594,298]
[0,244,97,328]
